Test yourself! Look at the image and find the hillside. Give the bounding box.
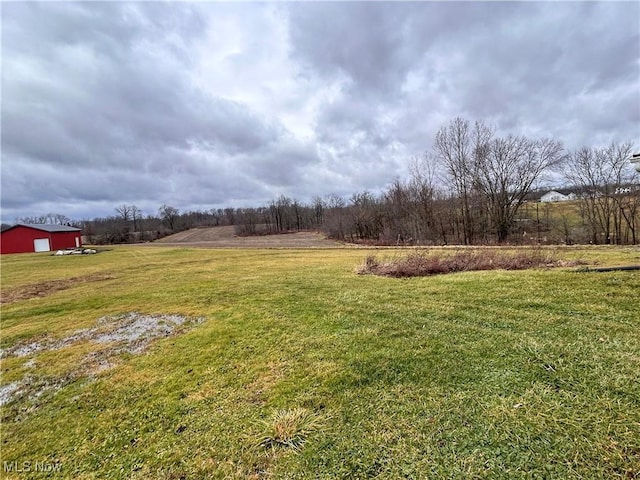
[153,225,344,248]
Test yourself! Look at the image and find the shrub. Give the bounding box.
[356,249,583,278]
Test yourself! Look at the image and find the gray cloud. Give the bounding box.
[1,1,638,222]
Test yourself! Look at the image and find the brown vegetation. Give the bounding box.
[0,273,113,304]
[356,249,584,277]
[150,226,342,248]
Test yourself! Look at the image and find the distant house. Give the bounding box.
[540,190,576,203]
[0,224,82,254]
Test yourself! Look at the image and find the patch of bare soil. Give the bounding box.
[1,273,114,304]
[0,313,204,407]
[151,226,345,248]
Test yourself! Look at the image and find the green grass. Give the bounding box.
[1,245,639,479]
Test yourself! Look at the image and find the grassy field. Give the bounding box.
[1,245,639,479]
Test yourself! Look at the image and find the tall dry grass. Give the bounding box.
[357,249,583,277]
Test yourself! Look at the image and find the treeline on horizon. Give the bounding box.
[11,118,640,246]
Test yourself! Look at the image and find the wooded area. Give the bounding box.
[10,119,639,246]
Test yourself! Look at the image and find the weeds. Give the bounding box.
[357,248,584,277]
[257,408,323,451]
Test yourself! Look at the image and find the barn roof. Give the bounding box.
[3,223,81,233]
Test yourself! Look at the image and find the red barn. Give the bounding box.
[0,224,82,254]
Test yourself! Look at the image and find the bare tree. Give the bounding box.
[473,135,564,242]
[234,208,259,236]
[159,204,180,232]
[381,160,438,246]
[322,194,347,240]
[223,208,236,226]
[269,196,285,232]
[209,209,222,226]
[434,118,563,243]
[563,142,636,244]
[618,187,640,245]
[434,117,478,244]
[312,196,324,230]
[349,191,383,242]
[131,205,141,232]
[115,204,132,230]
[17,213,71,225]
[383,178,414,244]
[114,204,143,241]
[408,155,439,243]
[292,199,303,231]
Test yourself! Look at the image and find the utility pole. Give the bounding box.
[536,202,540,244]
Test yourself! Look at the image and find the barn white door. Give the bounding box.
[75,237,80,248]
[33,238,51,252]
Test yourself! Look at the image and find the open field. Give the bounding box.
[1,245,639,479]
[152,226,344,248]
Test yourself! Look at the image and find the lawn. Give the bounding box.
[1,245,639,479]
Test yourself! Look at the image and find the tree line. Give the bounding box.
[11,118,639,245]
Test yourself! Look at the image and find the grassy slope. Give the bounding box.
[1,246,639,479]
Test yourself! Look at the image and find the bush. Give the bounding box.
[356,249,583,277]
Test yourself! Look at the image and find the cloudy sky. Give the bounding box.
[2,1,639,222]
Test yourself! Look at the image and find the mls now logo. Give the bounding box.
[4,460,62,473]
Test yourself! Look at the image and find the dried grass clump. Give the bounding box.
[357,249,582,278]
[257,408,322,451]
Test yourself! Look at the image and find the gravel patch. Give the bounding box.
[1,313,202,359]
[0,313,204,406]
[0,383,22,406]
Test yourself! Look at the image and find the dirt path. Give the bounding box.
[150,226,346,248]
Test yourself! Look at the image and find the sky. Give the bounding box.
[2,1,639,222]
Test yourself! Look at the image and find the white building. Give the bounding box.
[540,190,576,203]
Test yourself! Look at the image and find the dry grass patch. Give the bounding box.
[257,408,324,451]
[357,248,584,277]
[0,273,114,304]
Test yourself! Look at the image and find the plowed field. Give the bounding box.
[152,225,344,248]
